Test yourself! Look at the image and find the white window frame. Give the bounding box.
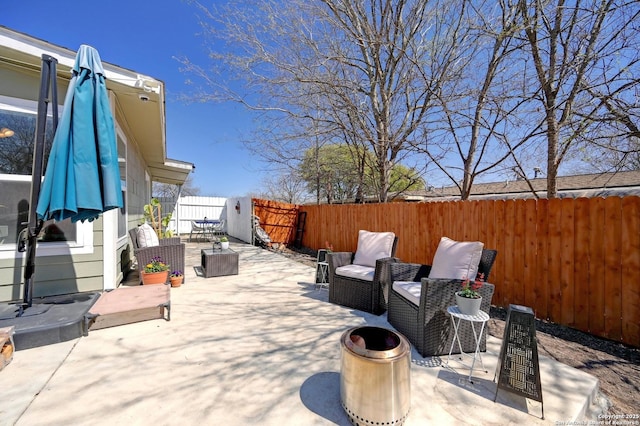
[116,125,128,246]
[0,96,94,259]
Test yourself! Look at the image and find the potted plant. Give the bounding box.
[219,236,230,250]
[455,273,485,315]
[170,270,183,287]
[141,256,170,285]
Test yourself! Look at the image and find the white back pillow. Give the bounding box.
[352,230,395,268]
[137,223,159,248]
[428,237,484,280]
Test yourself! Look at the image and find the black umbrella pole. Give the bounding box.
[22,55,58,308]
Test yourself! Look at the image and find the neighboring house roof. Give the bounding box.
[0,25,193,185]
[304,170,640,205]
[403,170,640,201]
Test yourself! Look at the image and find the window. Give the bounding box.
[117,132,127,239]
[0,96,84,256]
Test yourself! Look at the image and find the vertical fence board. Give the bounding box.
[463,201,477,241]
[513,200,526,305]
[604,197,623,341]
[484,201,498,278]
[547,198,563,323]
[574,198,591,332]
[560,199,576,327]
[477,200,489,249]
[418,203,432,264]
[621,197,640,345]
[536,199,550,320]
[504,201,517,305]
[493,200,507,306]
[588,198,606,337]
[523,199,538,309]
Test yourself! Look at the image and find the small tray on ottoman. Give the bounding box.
[201,248,239,277]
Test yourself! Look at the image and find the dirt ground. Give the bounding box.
[276,244,640,417]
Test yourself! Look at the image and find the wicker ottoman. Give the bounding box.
[201,248,239,277]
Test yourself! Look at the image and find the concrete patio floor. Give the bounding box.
[1,240,602,425]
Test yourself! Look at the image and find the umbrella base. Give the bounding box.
[0,292,100,350]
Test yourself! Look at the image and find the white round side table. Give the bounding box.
[444,305,490,383]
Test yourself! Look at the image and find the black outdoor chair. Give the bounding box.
[387,249,497,357]
[327,232,399,315]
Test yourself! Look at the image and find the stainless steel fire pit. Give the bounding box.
[340,326,411,425]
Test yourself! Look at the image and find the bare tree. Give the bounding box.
[152,175,200,199]
[179,0,639,201]
[259,170,311,204]
[517,0,640,197]
[411,0,535,199]
[0,113,54,175]
[420,0,639,199]
[180,0,439,202]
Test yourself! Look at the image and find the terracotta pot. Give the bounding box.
[141,270,169,285]
[170,276,183,287]
[455,292,482,316]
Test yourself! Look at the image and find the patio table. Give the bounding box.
[189,219,219,242]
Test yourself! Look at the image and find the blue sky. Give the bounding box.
[4,0,265,197]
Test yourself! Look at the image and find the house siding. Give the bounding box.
[121,129,151,274]
[0,219,105,302]
[0,29,189,302]
[0,61,149,302]
[0,57,109,302]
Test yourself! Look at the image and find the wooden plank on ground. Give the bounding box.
[88,285,170,331]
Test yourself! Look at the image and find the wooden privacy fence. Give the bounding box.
[253,197,640,348]
[252,199,299,244]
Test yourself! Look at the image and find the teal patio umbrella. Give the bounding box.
[36,44,123,223]
[18,46,123,309]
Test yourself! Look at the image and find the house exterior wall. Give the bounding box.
[0,48,151,302]
[113,103,152,281]
[0,57,103,301]
[228,197,253,244]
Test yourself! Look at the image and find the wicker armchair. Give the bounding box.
[387,249,497,357]
[128,228,186,284]
[327,235,399,315]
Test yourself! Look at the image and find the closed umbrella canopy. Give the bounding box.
[36,45,122,223]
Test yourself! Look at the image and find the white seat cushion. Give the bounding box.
[352,230,395,267]
[428,236,483,280]
[393,281,421,306]
[137,223,159,248]
[335,264,375,282]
